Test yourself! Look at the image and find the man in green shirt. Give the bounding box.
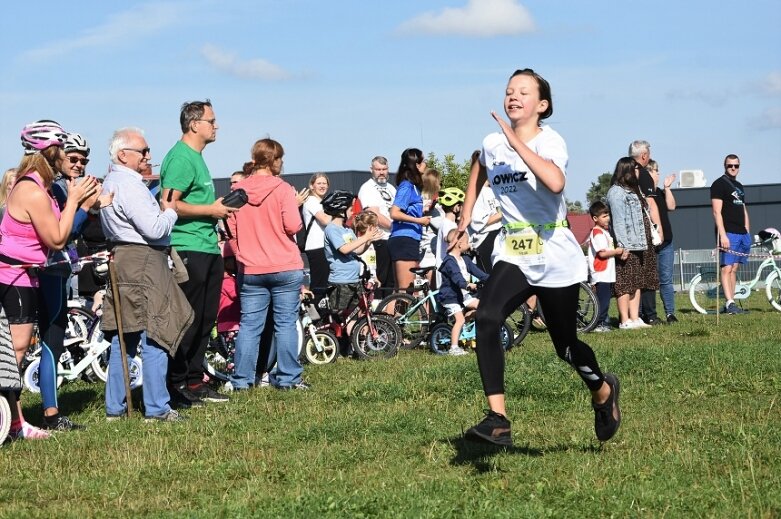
[161,99,237,407]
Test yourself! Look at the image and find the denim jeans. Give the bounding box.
[230,269,303,389]
[594,282,613,326]
[105,331,171,418]
[657,240,675,316]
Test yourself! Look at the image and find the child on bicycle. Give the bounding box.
[434,188,465,284]
[322,191,383,327]
[436,228,488,356]
[588,201,627,332]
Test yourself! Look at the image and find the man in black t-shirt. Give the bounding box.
[629,140,664,325]
[710,154,750,314]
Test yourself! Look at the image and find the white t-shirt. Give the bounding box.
[434,217,457,286]
[480,125,587,287]
[419,200,442,268]
[357,179,396,240]
[468,185,501,248]
[588,227,616,284]
[302,196,327,250]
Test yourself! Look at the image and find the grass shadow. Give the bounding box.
[448,435,601,472]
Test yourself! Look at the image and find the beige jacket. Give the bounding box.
[102,245,194,355]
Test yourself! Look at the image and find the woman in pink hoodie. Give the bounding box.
[226,138,306,390]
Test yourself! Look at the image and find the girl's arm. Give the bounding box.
[491,111,565,194]
[389,206,429,226]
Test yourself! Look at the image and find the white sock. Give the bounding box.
[725,299,734,306]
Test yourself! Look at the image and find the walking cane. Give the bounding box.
[108,255,134,417]
[715,236,720,326]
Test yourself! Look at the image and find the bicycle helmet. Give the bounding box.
[321,190,356,217]
[20,120,67,155]
[437,187,465,208]
[63,132,90,156]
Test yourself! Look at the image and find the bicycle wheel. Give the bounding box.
[765,271,781,312]
[376,293,430,348]
[105,356,143,389]
[500,320,514,351]
[428,323,452,355]
[203,331,235,383]
[689,272,721,314]
[65,307,95,347]
[351,314,400,360]
[576,282,600,333]
[22,357,64,393]
[303,329,339,365]
[507,302,531,348]
[0,395,11,445]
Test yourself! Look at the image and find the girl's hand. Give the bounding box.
[663,174,676,189]
[296,188,310,207]
[419,215,431,226]
[491,110,514,138]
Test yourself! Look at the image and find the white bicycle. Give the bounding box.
[688,228,781,314]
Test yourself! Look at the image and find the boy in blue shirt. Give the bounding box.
[437,229,488,355]
[322,191,382,317]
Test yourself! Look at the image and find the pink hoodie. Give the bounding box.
[227,175,303,275]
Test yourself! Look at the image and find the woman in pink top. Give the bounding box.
[225,138,305,391]
[0,120,98,440]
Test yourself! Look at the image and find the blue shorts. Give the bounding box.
[388,236,422,262]
[720,232,751,266]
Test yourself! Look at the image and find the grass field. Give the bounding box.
[1,296,780,518]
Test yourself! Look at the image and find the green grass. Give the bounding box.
[2,295,780,518]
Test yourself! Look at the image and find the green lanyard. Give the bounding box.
[504,220,569,232]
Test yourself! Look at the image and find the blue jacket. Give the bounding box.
[606,185,648,251]
[436,255,488,305]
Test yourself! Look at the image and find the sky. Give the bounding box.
[1,0,779,203]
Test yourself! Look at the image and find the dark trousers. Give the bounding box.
[373,240,395,298]
[640,289,658,322]
[475,261,605,396]
[168,251,224,387]
[594,282,613,326]
[305,247,329,299]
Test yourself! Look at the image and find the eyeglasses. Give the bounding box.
[122,147,151,156]
[197,119,217,126]
[726,164,740,169]
[68,156,89,166]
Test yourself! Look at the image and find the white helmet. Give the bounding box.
[64,132,90,156]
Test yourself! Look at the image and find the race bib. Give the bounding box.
[504,227,545,265]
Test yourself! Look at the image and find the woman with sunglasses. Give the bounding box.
[0,121,98,438]
[458,69,621,447]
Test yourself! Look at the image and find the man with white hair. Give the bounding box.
[100,127,194,421]
[357,155,396,290]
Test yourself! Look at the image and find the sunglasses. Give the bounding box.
[122,147,151,156]
[68,156,89,166]
[726,164,740,169]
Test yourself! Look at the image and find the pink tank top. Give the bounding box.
[0,172,61,287]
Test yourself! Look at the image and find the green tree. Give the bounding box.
[426,152,470,191]
[586,172,613,205]
[566,199,585,214]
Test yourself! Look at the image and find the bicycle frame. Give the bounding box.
[732,257,780,299]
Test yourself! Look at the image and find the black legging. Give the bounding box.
[475,261,605,395]
[305,247,329,299]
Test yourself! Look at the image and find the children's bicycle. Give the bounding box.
[300,295,340,365]
[375,266,442,348]
[428,314,514,355]
[688,229,781,314]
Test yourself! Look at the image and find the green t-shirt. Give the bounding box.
[160,140,219,254]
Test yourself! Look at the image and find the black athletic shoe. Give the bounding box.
[188,383,230,403]
[645,317,666,326]
[464,410,512,447]
[42,414,85,431]
[593,373,621,442]
[666,314,678,324]
[168,385,203,409]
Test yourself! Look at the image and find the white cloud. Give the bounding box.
[20,3,183,61]
[748,107,781,131]
[200,44,292,81]
[397,0,535,37]
[760,71,781,95]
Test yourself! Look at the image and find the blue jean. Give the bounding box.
[594,282,613,326]
[105,331,171,418]
[230,269,303,389]
[657,241,675,316]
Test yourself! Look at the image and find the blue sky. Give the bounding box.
[1,0,779,203]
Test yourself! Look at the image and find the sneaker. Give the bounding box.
[618,321,638,330]
[188,383,230,403]
[9,422,51,440]
[255,372,270,387]
[448,345,468,356]
[42,414,85,431]
[593,325,612,333]
[666,314,678,324]
[464,410,512,447]
[144,409,186,423]
[592,373,621,442]
[645,317,666,326]
[106,414,124,422]
[276,381,311,391]
[168,385,203,409]
[725,303,748,314]
[633,319,652,328]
